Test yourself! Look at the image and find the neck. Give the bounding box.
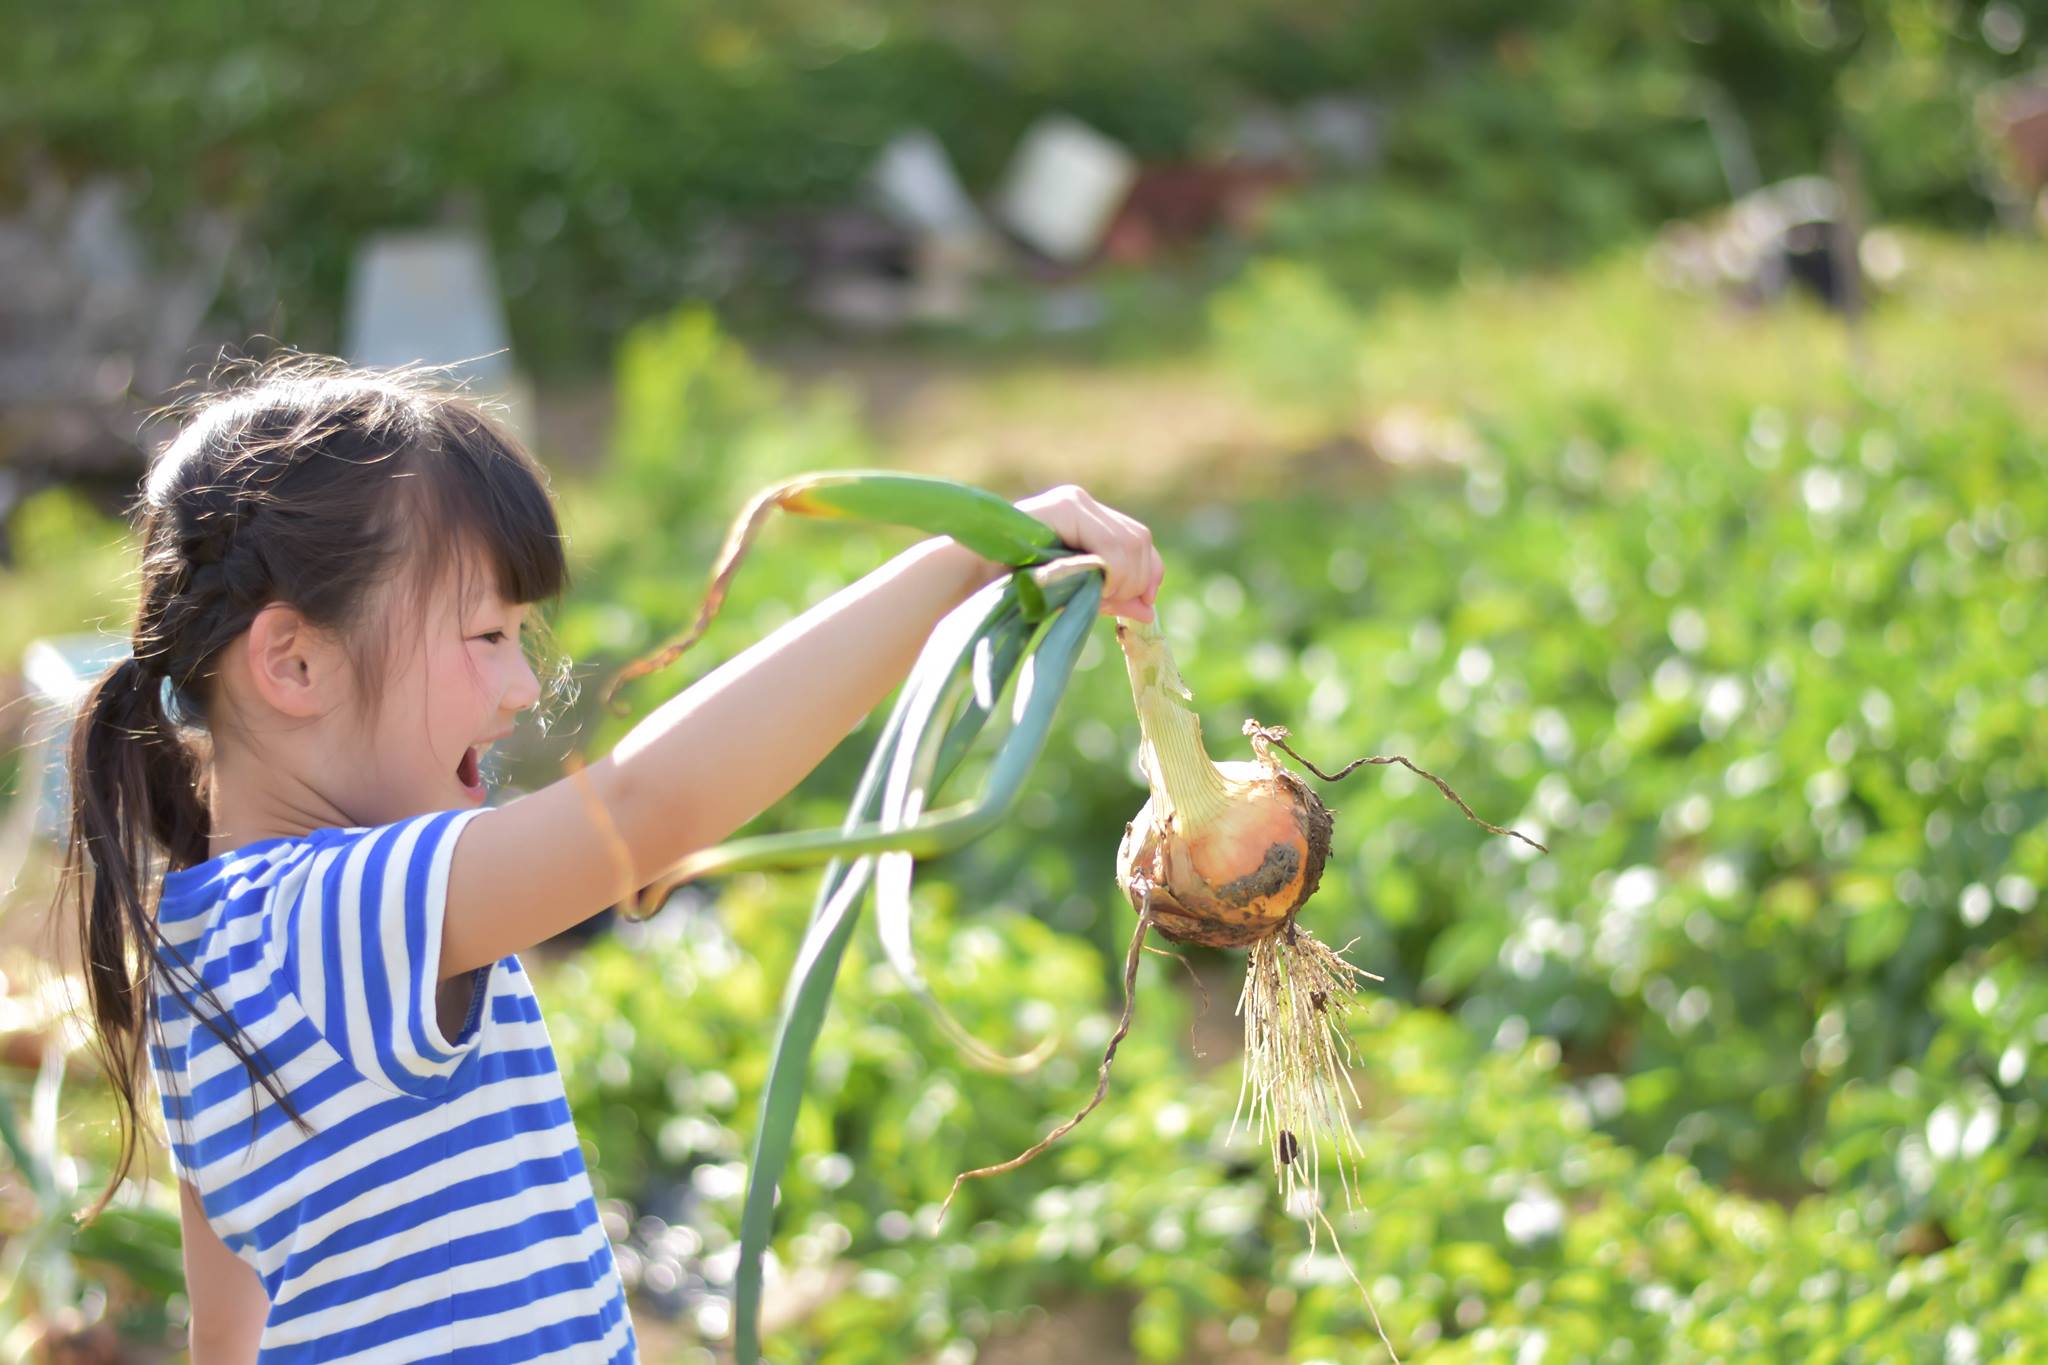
[205,740,357,860]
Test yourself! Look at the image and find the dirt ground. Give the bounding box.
[529,341,1382,507]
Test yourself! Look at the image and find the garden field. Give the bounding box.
[3,227,2044,1361]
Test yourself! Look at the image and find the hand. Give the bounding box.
[1014,484,1163,623]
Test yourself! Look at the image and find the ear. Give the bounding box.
[243,603,347,719]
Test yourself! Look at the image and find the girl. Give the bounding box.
[61,356,1162,1362]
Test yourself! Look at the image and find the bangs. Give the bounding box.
[403,403,571,615]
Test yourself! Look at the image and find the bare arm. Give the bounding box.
[439,536,1003,976]
[179,1178,268,1363]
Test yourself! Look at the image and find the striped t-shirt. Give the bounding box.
[148,807,638,1362]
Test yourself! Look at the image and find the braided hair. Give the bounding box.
[61,354,571,1222]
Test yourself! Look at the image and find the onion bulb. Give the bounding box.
[1112,617,1333,947]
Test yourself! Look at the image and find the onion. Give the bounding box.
[1112,617,1333,947]
[1109,614,1372,1206]
[940,597,1544,1365]
[1108,613,1544,1214]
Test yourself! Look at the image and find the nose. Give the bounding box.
[505,652,543,715]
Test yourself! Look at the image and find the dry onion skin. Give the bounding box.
[945,614,1548,1359]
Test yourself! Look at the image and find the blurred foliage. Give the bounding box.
[0,972,187,1358]
[543,305,896,764]
[539,899,2045,1360]
[5,228,2047,1357]
[1190,233,2048,1200]
[0,488,134,669]
[4,1,2043,374]
[506,232,2048,1358]
[0,488,141,815]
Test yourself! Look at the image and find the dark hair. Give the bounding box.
[59,353,572,1222]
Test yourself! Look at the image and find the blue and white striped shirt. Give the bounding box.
[148,808,638,1362]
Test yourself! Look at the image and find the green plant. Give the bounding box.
[0,489,136,675]
[529,253,2048,1356]
[0,994,184,1359]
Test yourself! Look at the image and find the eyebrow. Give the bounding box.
[464,600,527,625]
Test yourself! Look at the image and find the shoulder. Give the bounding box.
[165,809,483,886]
[322,808,488,872]
[154,836,326,963]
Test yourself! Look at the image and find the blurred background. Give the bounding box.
[3,1,2046,1360]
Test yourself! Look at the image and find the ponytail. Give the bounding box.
[61,654,307,1225]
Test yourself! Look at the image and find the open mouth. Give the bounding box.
[457,745,485,796]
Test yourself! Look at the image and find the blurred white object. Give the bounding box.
[994,115,1138,262]
[870,130,987,242]
[1650,176,1858,309]
[343,229,535,442]
[16,635,131,847]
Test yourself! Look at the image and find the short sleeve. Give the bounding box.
[279,807,492,1100]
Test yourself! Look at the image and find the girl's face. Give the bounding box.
[341,560,541,826]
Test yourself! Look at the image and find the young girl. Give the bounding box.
[61,356,1161,1362]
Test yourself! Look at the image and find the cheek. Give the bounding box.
[422,648,482,725]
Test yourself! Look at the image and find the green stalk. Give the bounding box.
[606,470,1068,705]
[649,563,1101,885]
[876,600,1055,1073]
[930,609,1033,785]
[592,467,1111,1362]
[1116,616,1232,830]
[730,643,926,1365]
[732,569,1103,1363]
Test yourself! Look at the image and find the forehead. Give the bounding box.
[381,541,522,628]
[451,560,526,620]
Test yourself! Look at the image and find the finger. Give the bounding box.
[1100,594,1154,623]
[1125,556,1151,608]
[1119,547,1158,611]
[1113,561,1142,606]
[1115,548,1151,610]
[1100,545,1139,605]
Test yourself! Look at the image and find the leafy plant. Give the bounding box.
[0,979,184,1360]
[535,248,2048,1357]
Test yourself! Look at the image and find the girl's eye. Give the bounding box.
[477,631,508,645]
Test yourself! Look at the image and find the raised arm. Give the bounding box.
[438,536,1002,977]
